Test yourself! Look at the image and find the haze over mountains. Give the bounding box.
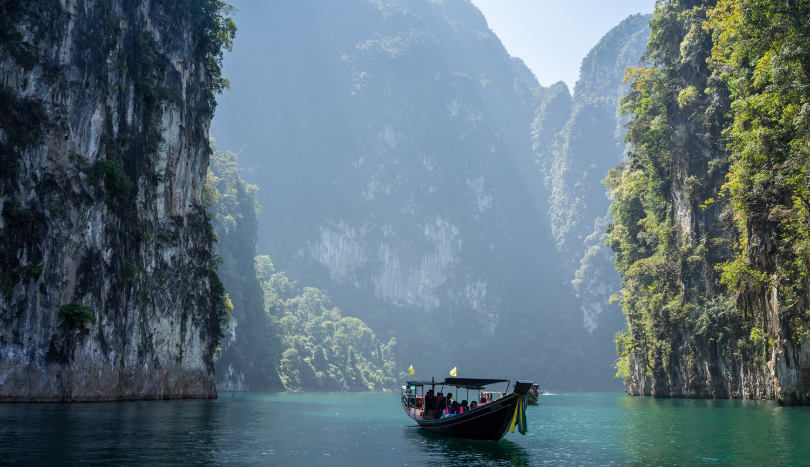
[212,0,650,390]
[4,0,809,406]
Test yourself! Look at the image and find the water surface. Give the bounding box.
[2,392,808,465]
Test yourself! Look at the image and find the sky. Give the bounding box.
[471,0,655,88]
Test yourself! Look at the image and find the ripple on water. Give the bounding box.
[0,392,809,465]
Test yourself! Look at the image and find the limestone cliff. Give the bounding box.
[0,0,233,400]
[609,0,810,405]
[533,14,650,336]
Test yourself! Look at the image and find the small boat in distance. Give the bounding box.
[401,377,533,441]
[527,383,541,405]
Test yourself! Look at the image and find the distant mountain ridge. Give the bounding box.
[533,14,651,335]
[213,0,650,390]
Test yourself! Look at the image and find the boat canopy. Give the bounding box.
[406,377,509,389]
[442,377,508,389]
[405,380,436,387]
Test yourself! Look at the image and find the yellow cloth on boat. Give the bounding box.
[408,364,414,375]
[509,395,528,435]
[449,367,457,377]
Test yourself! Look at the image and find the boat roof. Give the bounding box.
[405,380,436,387]
[443,377,508,389]
[406,377,509,389]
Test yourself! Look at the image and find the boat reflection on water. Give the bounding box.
[404,423,531,466]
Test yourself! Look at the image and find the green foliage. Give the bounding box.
[202,170,220,207]
[258,256,397,391]
[614,330,633,379]
[607,0,756,385]
[190,0,236,116]
[717,253,768,290]
[205,143,258,224]
[609,0,810,390]
[708,0,810,338]
[207,265,233,339]
[122,262,140,283]
[677,85,698,109]
[207,145,394,391]
[206,144,280,389]
[133,34,173,111]
[85,159,133,202]
[59,303,95,325]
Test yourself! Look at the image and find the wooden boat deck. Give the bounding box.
[401,379,533,441]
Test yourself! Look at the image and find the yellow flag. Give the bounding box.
[449,366,457,377]
[408,364,415,375]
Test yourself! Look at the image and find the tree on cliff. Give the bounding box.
[207,146,396,391]
[708,0,810,347]
[256,256,397,391]
[207,146,283,391]
[608,0,810,404]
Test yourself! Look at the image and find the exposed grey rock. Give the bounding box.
[0,0,221,400]
[533,14,651,334]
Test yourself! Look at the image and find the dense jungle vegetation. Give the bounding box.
[207,147,396,391]
[609,0,810,398]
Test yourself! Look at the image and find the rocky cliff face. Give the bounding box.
[608,0,810,405]
[533,14,650,336]
[206,147,283,392]
[0,1,229,400]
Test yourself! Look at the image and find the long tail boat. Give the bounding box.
[401,377,533,441]
[527,383,541,405]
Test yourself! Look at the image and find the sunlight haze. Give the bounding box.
[6,0,810,462]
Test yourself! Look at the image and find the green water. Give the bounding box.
[1,392,808,465]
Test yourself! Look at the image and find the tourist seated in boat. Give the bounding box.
[446,392,453,407]
[470,401,478,410]
[440,400,458,418]
[479,394,487,405]
[460,400,468,413]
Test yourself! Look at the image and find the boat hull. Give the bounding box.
[413,394,519,441]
